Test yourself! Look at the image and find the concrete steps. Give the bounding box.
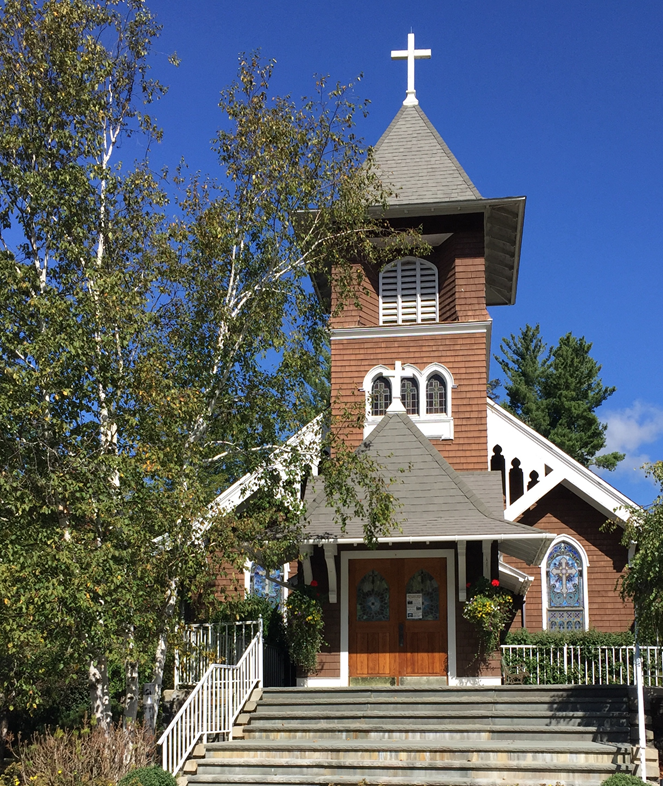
[186,684,636,786]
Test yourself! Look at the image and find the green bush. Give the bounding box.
[601,773,647,786]
[210,593,286,645]
[118,766,176,786]
[502,629,639,685]
[505,629,634,647]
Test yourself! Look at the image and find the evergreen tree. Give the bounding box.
[496,325,624,470]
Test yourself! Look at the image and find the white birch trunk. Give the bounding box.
[89,656,112,729]
[124,626,139,726]
[146,584,178,733]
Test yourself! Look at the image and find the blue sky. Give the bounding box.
[145,1,663,506]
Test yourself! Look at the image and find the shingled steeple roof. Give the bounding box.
[374,104,482,205]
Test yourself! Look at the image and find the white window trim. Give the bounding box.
[244,561,290,604]
[363,363,454,440]
[379,257,439,326]
[540,534,590,632]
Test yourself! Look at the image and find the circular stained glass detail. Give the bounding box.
[406,569,439,620]
[357,570,390,621]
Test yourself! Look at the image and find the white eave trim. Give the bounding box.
[487,399,637,523]
[301,532,554,546]
[332,320,491,341]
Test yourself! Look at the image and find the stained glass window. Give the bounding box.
[426,375,446,415]
[546,541,585,631]
[357,570,390,621]
[401,378,418,416]
[406,570,439,620]
[371,377,391,416]
[250,564,283,607]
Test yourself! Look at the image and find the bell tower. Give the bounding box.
[329,35,526,472]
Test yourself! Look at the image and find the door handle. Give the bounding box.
[399,623,404,648]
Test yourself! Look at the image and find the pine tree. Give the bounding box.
[496,325,624,470]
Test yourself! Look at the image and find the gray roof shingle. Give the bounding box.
[374,105,482,205]
[302,413,553,565]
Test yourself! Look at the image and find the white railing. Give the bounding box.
[174,620,261,689]
[501,644,663,686]
[158,619,263,775]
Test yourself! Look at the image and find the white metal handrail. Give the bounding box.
[158,619,263,775]
[174,620,261,689]
[501,644,663,686]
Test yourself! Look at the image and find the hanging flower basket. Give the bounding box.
[463,577,514,655]
[284,583,325,672]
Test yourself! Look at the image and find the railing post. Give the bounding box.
[563,643,568,680]
[258,617,264,689]
[635,632,648,783]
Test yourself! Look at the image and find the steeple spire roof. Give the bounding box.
[373,104,482,205]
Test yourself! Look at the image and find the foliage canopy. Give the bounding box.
[495,324,624,469]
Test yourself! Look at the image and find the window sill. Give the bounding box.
[364,415,454,441]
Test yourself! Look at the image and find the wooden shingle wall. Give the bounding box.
[503,485,633,633]
[331,331,488,470]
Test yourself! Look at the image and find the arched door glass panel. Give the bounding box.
[406,569,439,621]
[547,541,585,631]
[357,570,390,621]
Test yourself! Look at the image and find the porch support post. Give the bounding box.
[324,543,338,603]
[301,544,314,585]
[457,541,467,602]
[482,540,491,579]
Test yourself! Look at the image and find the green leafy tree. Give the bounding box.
[495,324,624,469]
[618,462,663,642]
[0,4,402,730]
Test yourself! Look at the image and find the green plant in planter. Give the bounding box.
[284,582,325,672]
[463,576,513,654]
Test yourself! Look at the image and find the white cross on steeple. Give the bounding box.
[391,32,431,107]
[383,361,406,413]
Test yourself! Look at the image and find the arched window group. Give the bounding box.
[370,372,449,418]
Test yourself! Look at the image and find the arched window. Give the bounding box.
[371,376,391,416]
[545,539,586,631]
[401,378,418,416]
[426,374,447,415]
[250,564,283,607]
[380,258,438,325]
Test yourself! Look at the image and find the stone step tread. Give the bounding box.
[253,708,630,719]
[194,756,622,772]
[263,685,630,693]
[245,722,628,732]
[189,777,614,786]
[259,695,629,706]
[205,739,628,753]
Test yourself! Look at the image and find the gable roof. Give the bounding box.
[373,105,482,205]
[303,411,553,565]
[486,399,637,523]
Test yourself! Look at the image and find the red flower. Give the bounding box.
[466,582,471,588]
[310,580,318,587]
[491,579,500,587]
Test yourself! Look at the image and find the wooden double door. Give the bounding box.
[348,557,448,679]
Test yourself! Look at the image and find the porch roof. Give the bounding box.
[302,412,554,566]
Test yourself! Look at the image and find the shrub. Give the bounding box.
[601,774,647,786]
[284,585,324,672]
[505,629,634,647]
[118,766,176,786]
[209,593,286,645]
[5,721,155,786]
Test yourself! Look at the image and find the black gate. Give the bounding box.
[263,643,296,687]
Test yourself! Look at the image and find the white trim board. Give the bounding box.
[487,399,636,523]
[331,321,491,341]
[340,548,456,686]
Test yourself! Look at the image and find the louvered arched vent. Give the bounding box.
[380,258,438,325]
